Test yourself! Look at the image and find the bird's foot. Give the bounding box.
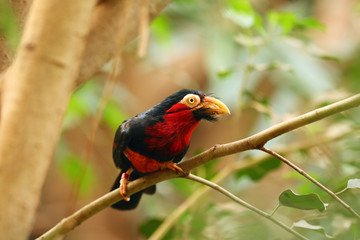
[161,161,187,176]
[120,172,131,202]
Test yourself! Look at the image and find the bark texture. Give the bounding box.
[0,0,97,239]
[0,0,171,239]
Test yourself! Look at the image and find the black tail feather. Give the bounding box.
[111,190,144,210]
[110,170,156,210]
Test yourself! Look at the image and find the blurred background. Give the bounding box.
[2,0,360,239]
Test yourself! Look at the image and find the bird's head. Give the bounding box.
[153,89,230,121]
[143,89,230,156]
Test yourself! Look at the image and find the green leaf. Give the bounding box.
[0,0,20,50]
[139,218,161,238]
[57,154,96,196]
[151,14,171,44]
[268,11,297,34]
[169,178,193,196]
[102,101,127,131]
[190,149,220,180]
[279,189,326,211]
[227,0,253,13]
[347,178,360,189]
[223,0,257,28]
[235,156,281,181]
[268,11,324,34]
[319,54,340,62]
[292,220,334,239]
[298,17,326,31]
[139,218,174,240]
[63,81,100,129]
[217,67,233,79]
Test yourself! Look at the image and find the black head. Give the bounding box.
[147,89,203,116]
[144,89,230,121]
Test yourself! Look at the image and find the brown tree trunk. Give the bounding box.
[0,0,171,239]
[0,0,97,239]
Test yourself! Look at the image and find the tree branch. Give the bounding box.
[179,93,360,172]
[0,0,172,89]
[149,126,355,240]
[37,93,360,239]
[185,174,309,240]
[75,0,171,87]
[260,146,360,218]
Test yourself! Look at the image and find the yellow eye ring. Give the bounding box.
[181,94,201,108]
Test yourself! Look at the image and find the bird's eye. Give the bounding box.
[181,94,201,108]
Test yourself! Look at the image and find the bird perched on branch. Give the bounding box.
[111,89,230,210]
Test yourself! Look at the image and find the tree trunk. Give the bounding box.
[0,0,97,239]
[0,0,172,239]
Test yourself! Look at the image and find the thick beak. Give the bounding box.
[196,96,230,115]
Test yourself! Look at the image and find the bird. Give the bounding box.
[111,89,230,210]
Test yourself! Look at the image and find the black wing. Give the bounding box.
[173,145,189,164]
[112,119,131,169]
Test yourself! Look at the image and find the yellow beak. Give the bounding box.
[195,96,230,115]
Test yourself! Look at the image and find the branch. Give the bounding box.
[185,174,309,240]
[0,0,172,89]
[149,126,355,240]
[260,146,360,218]
[179,94,360,172]
[75,0,171,87]
[37,93,360,239]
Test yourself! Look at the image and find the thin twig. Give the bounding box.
[138,0,150,58]
[185,174,309,240]
[67,0,133,211]
[68,56,121,213]
[260,146,360,219]
[149,166,233,240]
[115,0,133,55]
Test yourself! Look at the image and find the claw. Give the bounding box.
[161,162,186,176]
[119,168,133,202]
[120,173,130,201]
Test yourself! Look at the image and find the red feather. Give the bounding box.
[165,102,189,114]
[124,147,164,173]
[145,103,199,156]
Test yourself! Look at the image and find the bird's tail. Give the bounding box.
[110,170,156,210]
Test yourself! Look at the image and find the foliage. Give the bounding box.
[0,0,20,51]
[277,189,326,212]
